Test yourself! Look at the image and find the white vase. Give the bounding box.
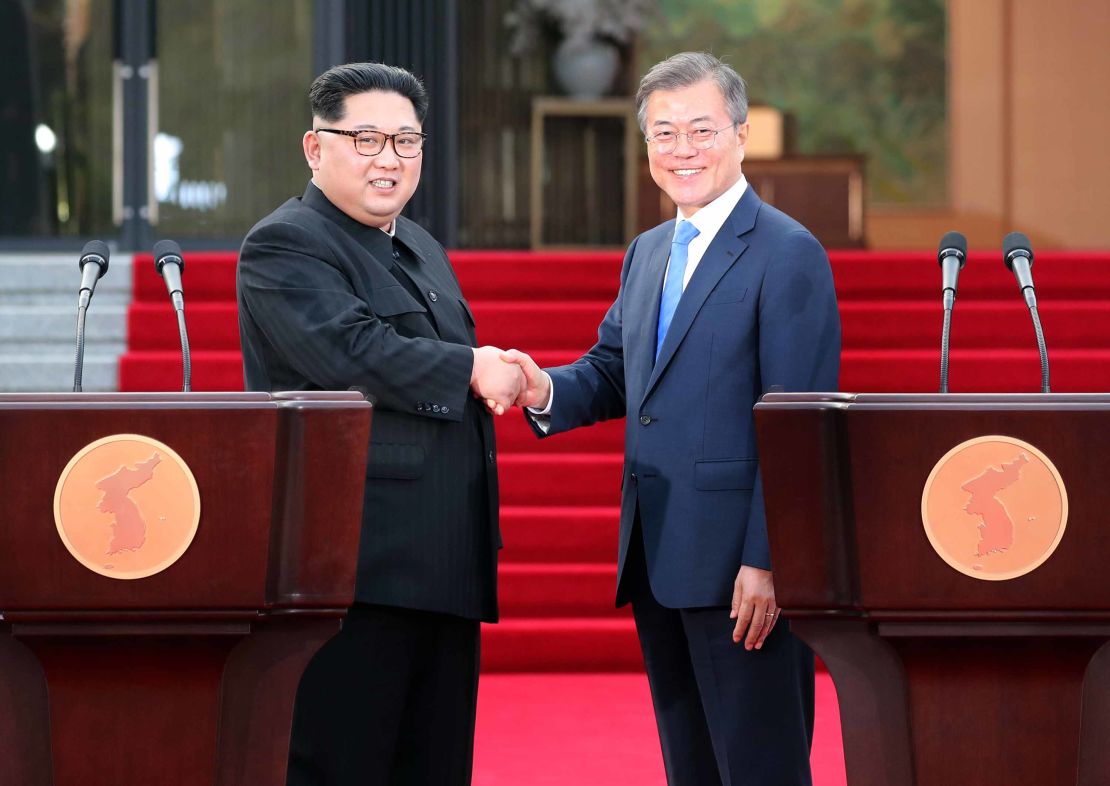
[552,36,620,99]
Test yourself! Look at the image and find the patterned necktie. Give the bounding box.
[655,220,700,361]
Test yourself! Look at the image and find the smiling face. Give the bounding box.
[302,90,422,229]
[644,79,748,217]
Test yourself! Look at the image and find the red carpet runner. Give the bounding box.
[123,248,1110,672]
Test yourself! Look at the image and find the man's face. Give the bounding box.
[303,90,422,229]
[644,79,748,217]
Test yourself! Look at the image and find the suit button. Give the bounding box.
[441,405,450,414]
[432,404,441,413]
[630,473,638,484]
[488,450,495,464]
[428,290,438,302]
[640,415,652,425]
[392,249,400,260]
[416,402,425,411]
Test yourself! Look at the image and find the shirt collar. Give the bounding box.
[676,174,748,239]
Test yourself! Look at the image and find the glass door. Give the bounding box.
[0,0,115,241]
[152,0,314,241]
[1,0,316,248]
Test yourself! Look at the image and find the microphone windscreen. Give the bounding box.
[1002,232,1033,270]
[941,232,967,259]
[79,240,110,277]
[941,229,967,269]
[153,239,184,274]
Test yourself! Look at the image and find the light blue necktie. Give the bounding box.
[655,220,700,361]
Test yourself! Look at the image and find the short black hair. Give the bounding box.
[308,62,428,123]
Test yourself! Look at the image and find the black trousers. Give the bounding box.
[286,603,481,786]
[625,521,815,786]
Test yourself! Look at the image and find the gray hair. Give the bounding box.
[635,52,748,134]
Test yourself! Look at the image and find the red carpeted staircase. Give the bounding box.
[122,248,1110,670]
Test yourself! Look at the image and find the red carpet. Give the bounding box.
[473,672,846,785]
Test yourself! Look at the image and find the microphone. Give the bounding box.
[78,240,110,310]
[1003,232,1036,308]
[152,239,192,392]
[1002,232,1049,393]
[938,231,967,310]
[937,231,967,394]
[73,240,110,392]
[154,239,185,311]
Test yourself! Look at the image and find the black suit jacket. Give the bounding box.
[237,182,499,622]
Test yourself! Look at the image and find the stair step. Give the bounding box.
[498,453,623,506]
[495,415,623,453]
[480,617,641,672]
[0,305,127,346]
[454,252,623,301]
[500,505,619,563]
[133,252,238,302]
[831,251,1110,300]
[471,301,611,350]
[0,254,132,306]
[118,350,244,392]
[499,563,619,617]
[0,355,119,392]
[841,300,1110,349]
[839,348,1110,393]
[128,302,241,351]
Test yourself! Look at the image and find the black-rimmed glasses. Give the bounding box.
[315,128,427,158]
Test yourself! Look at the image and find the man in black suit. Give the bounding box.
[236,62,521,786]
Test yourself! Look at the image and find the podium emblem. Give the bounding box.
[921,435,1067,580]
[54,434,201,580]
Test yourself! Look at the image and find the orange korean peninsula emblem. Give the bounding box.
[921,436,1068,581]
[54,434,201,580]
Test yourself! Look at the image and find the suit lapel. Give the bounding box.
[626,224,673,400]
[642,188,761,403]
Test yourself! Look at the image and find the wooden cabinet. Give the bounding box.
[530,98,641,250]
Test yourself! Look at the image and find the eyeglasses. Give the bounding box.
[645,125,736,154]
[315,128,427,158]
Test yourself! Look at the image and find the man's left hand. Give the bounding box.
[730,565,779,651]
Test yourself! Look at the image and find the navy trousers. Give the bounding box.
[625,521,815,786]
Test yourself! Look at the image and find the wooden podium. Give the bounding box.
[754,393,1110,786]
[0,392,372,786]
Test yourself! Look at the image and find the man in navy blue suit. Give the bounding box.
[504,52,840,785]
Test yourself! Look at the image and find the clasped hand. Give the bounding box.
[469,347,549,415]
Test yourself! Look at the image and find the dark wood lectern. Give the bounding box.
[0,392,371,786]
[754,393,1110,786]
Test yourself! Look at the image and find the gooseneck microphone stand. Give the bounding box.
[73,240,111,392]
[1003,232,1049,393]
[153,239,192,392]
[937,231,967,393]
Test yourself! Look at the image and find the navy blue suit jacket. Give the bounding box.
[535,186,840,609]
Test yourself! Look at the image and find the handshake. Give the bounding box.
[470,346,550,416]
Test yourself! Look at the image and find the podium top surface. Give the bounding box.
[0,391,371,411]
[756,392,1110,411]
